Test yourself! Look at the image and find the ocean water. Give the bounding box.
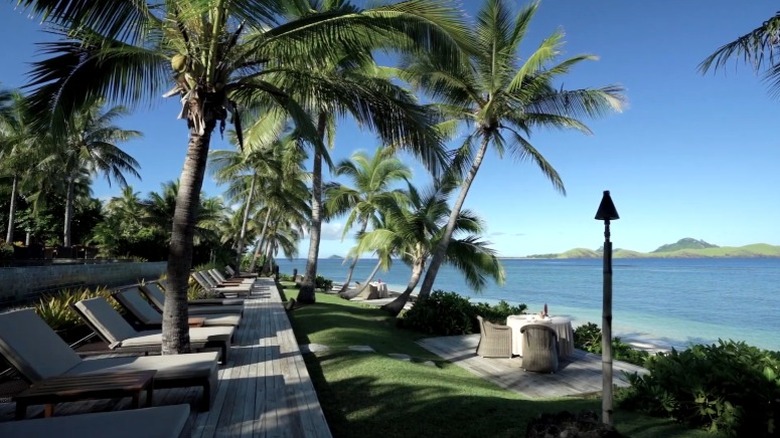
[276,257,780,352]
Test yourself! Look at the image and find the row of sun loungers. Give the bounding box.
[0,268,257,437]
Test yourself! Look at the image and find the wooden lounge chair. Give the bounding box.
[208,269,254,286]
[476,315,513,358]
[73,297,234,363]
[0,404,191,438]
[113,286,241,328]
[192,271,253,297]
[520,324,560,373]
[140,282,244,315]
[225,264,257,278]
[0,309,218,409]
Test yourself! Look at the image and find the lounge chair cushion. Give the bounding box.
[0,309,82,381]
[140,282,244,310]
[0,404,191,438]
[73,297,138,347]
[71,352,218,382]
[116,288,241,327]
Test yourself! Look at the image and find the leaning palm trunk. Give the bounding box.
[248,207,273,273]
[6,174,18,243]
[338,220,369,293]
[163,127,214,355]
[340,257,383,299]
[63,177,75,247]
[418,137,490,299]
[381,259,424,316]
[298,113,328,304]
[235,175,257,268]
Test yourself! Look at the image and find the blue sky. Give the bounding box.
[2,1,779,258]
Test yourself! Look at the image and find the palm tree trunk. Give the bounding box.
[6,174,18,243]
[338,219,369,293]
[235,175,257,268]
[164,125,214,355]
[298,112,328,304]
[381,258,424,316]
[249,207,272,272]
[63,177,75,247]
[418,136,490,299]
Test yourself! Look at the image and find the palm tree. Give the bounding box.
[41,100,141,247]
[700,12,780,93]
[0,91,43,243]
[17,0,468,354]
[409,0,625,299]
[357,181,504,315]
[325,147,411,293]
[209,113,288,267]
[276,1,464,305]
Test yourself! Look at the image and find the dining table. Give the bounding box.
[505,314,574,358]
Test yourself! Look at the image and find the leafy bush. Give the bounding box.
[0,241,13,260]
[315,275,333,291]
[34,286,118,331]
[470,300,527,324]
[574,322,650,367]
[402,290,474,335]
[619,340,780,436]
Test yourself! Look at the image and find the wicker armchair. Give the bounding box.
[476,315,513,358]
[520,324,559,373]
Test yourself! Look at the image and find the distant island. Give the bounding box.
[526,238,780,259]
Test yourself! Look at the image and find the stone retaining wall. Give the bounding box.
[0,261,166,306]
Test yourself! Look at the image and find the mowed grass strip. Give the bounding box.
[286,287,714,437]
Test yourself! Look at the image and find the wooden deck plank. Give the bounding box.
[418,334,647,398]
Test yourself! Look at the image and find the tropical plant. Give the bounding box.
[355,181,505,316]
[280,1,466,305]
[401,290,475,335]
[700,12,780,94]
[40,100,141,247]
[409,0,625,299]
[619,340,780,436]
[17,0,468,354]
[0,91,43,244]
[325,147,411,293]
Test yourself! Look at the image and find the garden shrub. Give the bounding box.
[470,300,527,324]
[34,286,118,331]
[402,291,530,336]
[315,275,333,292]
[618,340,780,437]
[402,290,474,335]
[574,322,650,367]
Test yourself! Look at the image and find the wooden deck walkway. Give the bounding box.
[418,334,647,398]
[0,277,332,438]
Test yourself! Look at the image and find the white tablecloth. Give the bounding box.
[506,314,574,358]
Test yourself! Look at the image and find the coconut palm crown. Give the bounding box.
[700,12,780,95]
[406,0,625,299]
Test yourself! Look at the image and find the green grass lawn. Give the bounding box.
[285,287,715,437]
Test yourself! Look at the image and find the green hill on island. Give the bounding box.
[527,238,780,259]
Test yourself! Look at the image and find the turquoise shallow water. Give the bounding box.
[276,257,780,352]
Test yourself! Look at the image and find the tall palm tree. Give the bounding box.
[326,147,411,293]
[276,0,465,305]
[357,181,504,315]
[409,0,625,299]
[40,100,141,247]
[0,91,43,243]
[17,0,468,353]
[209,112,288,267]
[700,12,780,94]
